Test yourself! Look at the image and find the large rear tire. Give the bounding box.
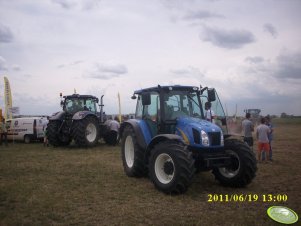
[46,120,71,147]
[149,141,195,194]
[121,126,147,177]
[72,116,99,147]
[212,139,257,187]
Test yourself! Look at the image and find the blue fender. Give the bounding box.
[120,119,148,150]
[145,134,184,163]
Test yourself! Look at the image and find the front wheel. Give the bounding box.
[212,139,257,187]
[121,126,147,177]
[149,141,195,194]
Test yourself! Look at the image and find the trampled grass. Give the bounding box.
[0,118,300,225]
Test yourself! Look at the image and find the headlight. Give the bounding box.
[201,130,209,146]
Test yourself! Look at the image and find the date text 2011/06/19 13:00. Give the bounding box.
[207,194,288,202]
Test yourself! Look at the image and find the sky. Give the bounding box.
[0,0,301,117]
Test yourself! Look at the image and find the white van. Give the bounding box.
[6,117,48,143]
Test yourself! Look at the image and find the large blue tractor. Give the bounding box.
[120,85,257,194]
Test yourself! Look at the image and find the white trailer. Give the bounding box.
[6,117,48,143]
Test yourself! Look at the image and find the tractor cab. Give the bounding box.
[62,94,99,114]
[132,85,227,148]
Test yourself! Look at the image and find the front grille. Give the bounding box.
[208,132,221,146]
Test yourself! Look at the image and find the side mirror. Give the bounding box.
[142,93,151,105]
[208,88,216,102]
[131,94,137,100]
[60,100,64,107]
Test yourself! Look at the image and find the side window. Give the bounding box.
[135,95,143,119]
[143,93,160,122]
[85,99,96,112]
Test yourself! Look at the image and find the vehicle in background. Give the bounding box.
[6,117,48,143]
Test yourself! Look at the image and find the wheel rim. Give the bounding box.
[86,123,97,142]
[124,136,134,168]
[218,150,240,178]
[155,153,175,184]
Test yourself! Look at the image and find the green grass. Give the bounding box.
[1,122,301,225]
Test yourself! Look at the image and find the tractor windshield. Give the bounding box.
[64,98,97,113]
[163,91,203,120]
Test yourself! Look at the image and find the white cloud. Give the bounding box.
[199,26,255,49]
[0,23,13,43]
[84,63,128,80]
[263,23,278,38]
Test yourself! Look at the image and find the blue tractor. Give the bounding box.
[120,85,257,194]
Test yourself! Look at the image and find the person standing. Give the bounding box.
[256,117,271,162]
[0,118,9,146]
[262,115,274,161]
[43,125,49,147]
[241,113,254,150]
[205,102,216,123]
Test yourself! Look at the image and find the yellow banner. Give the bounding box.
[4,76,13,120]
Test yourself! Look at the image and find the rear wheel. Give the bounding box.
[121,126,147,177]
[149,141,195,194]
[212,139,257,187]
[72,116,99,147]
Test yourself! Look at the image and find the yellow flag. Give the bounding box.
[4,76,13,120]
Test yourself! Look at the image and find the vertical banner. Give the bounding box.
[4,76,13,120]
[118,92,122,123]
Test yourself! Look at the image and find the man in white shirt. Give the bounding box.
[256,117,271,162]
[205,102,216,123]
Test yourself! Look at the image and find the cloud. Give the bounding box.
[183,10,224,21]
[263,23,278,38]
[12,64,21,71]
[0,56,8,71]
[57,60,83,68]
[200,26,255,49]
[275,52,301,79]
[170,66,205,78]
[52,0,101,10]
[0,23,13,43]
[51,0,77,9]
[82,0,101,10]
[245,56,264,64]
[84,63,128,80]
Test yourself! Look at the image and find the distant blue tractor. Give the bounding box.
[120,85,257,194]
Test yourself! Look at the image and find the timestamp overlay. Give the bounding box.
[207,194,288,202]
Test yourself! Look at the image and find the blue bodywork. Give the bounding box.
[133,116,224,150]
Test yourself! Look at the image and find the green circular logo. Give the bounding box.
[267,206,299,224]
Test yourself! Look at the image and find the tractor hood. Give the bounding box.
[175,116,224,147]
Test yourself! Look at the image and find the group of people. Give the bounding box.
[242,113,274,163]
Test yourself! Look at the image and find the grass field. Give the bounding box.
[1,118,300,225]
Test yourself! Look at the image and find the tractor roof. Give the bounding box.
[134,85,199,95]
[64,94,98,99]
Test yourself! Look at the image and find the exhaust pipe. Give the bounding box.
[100,95,104,123]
